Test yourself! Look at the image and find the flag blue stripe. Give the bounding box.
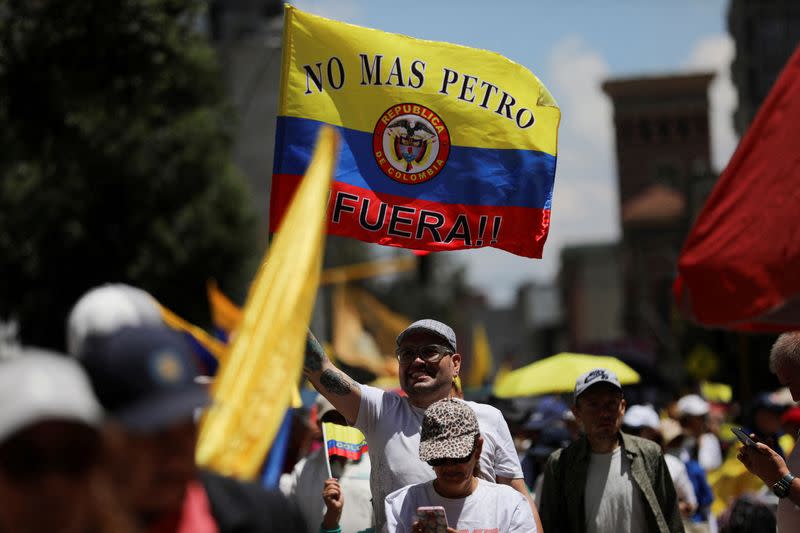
[327,440,367,452]
[274,116,555,209]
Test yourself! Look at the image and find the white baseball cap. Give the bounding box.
[623,404,660,430]
[66,283,163,358]
[0,350,102,444]
[676,394,710,417]
[574,368,622,400]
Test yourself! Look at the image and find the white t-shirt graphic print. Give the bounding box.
[384,478,536,533]
[355,384,523,529]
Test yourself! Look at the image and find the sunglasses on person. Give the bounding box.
[0,422,101,481]
[396,344,453,365]
[427,453,473,468]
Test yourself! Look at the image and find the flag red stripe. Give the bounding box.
[269,174,551,259]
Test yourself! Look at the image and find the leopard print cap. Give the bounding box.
[419,398,480,462]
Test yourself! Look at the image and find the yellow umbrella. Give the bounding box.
[493,352,640,399]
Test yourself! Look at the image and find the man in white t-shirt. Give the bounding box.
[738,332,800,532]
[304,319,541,531]
[384,398,536,533]
[539,368,683,533]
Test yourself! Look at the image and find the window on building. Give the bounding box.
[640,119,652,143]
[694,116,708,136]
[657,119,670,143]
[654,161,680,189]
[677,118,689,141]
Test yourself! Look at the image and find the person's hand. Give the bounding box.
[737,439,790,486]
[321,478,343,529]
[678,500,695,517]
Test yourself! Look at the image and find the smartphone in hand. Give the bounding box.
[731,427,758,447]
[416,506,448,533]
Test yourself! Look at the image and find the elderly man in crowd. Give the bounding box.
[539,368,683,533]
[304,319,541,531]
[738,331,800,532]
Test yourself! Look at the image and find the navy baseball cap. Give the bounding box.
[523,396,569,431]
[81,325,209,432]
[529,426,572,459]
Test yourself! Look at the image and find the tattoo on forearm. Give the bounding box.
[320,369,353,395]
[304,333,327,373]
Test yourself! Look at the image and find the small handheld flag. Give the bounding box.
[322,421,368,478]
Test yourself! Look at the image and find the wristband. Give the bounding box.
[772,473,796,498]
[320,526,342,533]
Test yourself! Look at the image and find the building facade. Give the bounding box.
[728,0,800,136]
[602,73,715,374]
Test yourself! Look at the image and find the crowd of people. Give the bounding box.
[506,347,800,533]
[2,282,800,532]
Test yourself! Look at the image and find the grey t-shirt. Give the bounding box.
[584,446,647,533]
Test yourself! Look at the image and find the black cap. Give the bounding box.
[82,325,209,432]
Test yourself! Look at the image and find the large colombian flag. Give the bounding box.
[270,6,560,258]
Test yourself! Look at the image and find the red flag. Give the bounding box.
[674,46,800,330]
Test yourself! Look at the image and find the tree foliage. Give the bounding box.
[0,0,257,348]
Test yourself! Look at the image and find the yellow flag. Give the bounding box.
[159,304,228,363]
[205,280,303,409]
[465,323,492,388]
[206,279,243,335]
[332,284,409,377]
[196,127,339,478]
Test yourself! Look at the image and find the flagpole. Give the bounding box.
[321,421,333,479]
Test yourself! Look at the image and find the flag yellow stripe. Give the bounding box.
[323,422,367,446]
[282,6,559,155]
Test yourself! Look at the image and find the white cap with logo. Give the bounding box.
[574,368,622,401]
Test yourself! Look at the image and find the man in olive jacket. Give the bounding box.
[539,369,683,533]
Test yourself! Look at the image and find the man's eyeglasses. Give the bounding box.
[396,344,453,365]
[427,453,472,467]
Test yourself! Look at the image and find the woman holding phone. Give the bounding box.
[383,398,537,533]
